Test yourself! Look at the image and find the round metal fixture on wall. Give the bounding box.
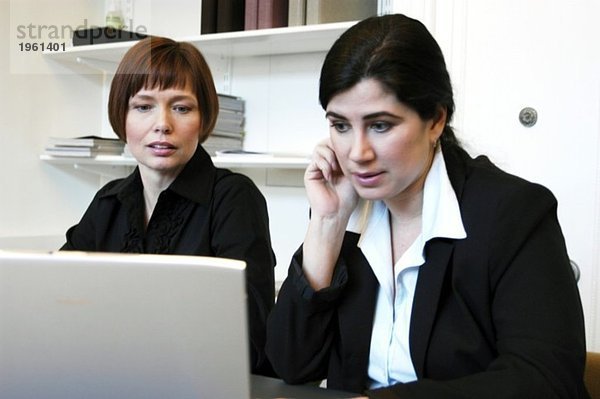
[519,107,538,127]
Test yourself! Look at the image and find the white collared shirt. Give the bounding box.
[347,147,467,388]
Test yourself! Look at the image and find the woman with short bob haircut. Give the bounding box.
[108,37,218,143]
[266,14,588,398]
[63,37,276,375]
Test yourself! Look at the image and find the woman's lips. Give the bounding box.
[352,171,384,187]
[148,142,176,156]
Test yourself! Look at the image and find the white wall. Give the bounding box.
[230,53,328,282]
[1,0,105,245]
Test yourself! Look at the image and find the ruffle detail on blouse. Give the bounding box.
[120,190,194,254]
[145,194,193,253]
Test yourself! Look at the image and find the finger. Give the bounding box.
[304,161,326,182]
[312,144,338,179]
[313,156,334,182]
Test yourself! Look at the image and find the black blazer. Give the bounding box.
[266,144,589,398]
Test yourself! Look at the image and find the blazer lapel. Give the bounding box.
[409,238,454,378]
[409,144,469,377]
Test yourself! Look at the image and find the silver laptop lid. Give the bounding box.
[0,250,250,399]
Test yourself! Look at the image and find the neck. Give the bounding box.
[387,186,424,265]
[139,168,178,225]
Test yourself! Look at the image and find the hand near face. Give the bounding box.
[304,138,359,221]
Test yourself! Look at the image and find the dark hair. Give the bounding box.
[108,36,219,143]
[319,14,458,147]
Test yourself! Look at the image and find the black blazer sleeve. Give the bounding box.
[266,232,378,389]
[265,245,347,383]
[210,173,277,375]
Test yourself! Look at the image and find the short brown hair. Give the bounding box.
[108,36,218,143]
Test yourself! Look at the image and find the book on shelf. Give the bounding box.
[212,129,245,139]
[258,0,289,29]
[216,94,245,134]
[214,120,245,135]
[203,135,244,156]
[201,0,218,34]
[205,134,243,146]
[246,0,289,30]
[218,93,245,112]
[206,93,247,155]
[306,0,377,25]
[46,135,123,148]
[218,108,245,124]
[245,0,259,30]
[216,0,245,33]
[288,0,307,26]
[44,135,125,158]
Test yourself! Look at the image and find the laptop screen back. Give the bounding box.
[0,251,250,399]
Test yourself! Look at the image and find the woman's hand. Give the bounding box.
[304,138,358,221]
[301,139,359,291]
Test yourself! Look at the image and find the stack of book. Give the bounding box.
[202,94,245,156]
[201,0,245,33]
[245,0,289,30]
[44,136,125,157]
[289,0,380,27]
[201,0,386,34]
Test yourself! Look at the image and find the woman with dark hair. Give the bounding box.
[62,36,276,375]
[266,14,588,398]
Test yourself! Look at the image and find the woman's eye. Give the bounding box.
[173,105,191,113]
[371,121,391,133]
[330,121,350,133]
[133,104,151,112]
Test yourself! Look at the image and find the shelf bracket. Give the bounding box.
[221,55,233,94]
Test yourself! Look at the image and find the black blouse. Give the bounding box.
[62,145,276,374]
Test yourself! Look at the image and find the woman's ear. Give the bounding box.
[429,106,447,143]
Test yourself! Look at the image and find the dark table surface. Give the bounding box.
[251,375,360,399]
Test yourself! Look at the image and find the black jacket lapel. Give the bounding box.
[409,238,454,377]
[409,144,468,377]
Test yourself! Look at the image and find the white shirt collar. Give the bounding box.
[422,145,467,243]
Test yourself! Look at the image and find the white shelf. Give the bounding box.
[43,21,357,72]
[40,154,309,176]
[212,155,310,169]
[40,154,137,166]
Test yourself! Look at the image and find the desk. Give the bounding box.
[252,375,360,398]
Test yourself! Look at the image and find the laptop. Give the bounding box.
[0,250,251,399]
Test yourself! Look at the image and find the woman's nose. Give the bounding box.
[349,133,375,162]
[153,107,172,134]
